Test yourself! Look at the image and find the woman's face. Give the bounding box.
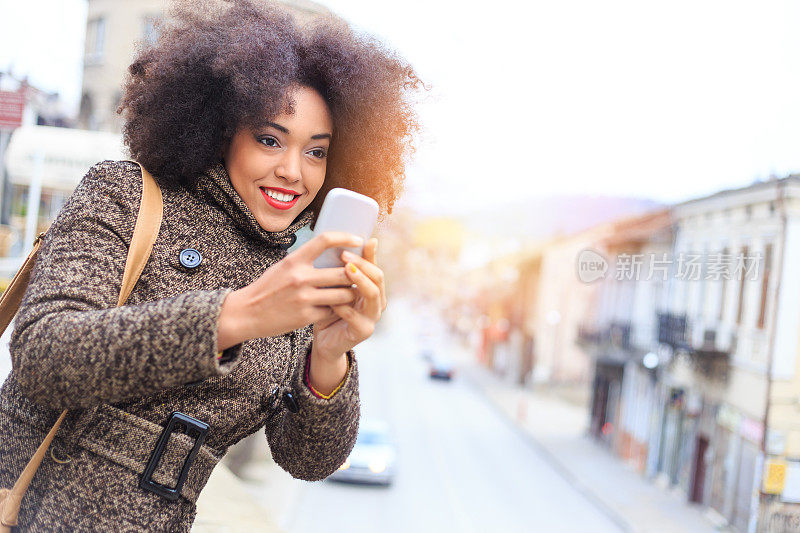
[224,85,333,232]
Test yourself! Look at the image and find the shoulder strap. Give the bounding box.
[0,162,163,336]
[118,162,163,306]
[0,233,45,337]
[0,161,163,529]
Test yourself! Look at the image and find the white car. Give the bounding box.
[329,420,396,486]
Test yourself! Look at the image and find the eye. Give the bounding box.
[258,136,279,148]
[309,148,327,159]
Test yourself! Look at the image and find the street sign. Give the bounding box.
[0,91,25,129]
[763,459,787,495]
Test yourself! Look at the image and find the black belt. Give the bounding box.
[72,404,221,502]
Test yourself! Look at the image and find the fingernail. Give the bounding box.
[347,263,358,274]
[353,237,364,246]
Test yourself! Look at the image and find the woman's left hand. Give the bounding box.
[312,238,387,361]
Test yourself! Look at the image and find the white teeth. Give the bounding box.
[264,188,295,202]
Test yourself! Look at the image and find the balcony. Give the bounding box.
[693,326,736,357]
[656,313,732,381]
[577,321,633,350]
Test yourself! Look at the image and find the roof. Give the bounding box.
[675,175,800,209]
[599,208,673,249]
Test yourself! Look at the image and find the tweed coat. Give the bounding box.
[0,160,360,531]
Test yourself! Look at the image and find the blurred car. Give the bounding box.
[329,420,396,486]
[428,355,455,381]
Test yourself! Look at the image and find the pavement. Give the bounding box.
[456,340,726,533]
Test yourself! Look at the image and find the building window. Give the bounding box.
[745,205,752,220]
[86,17,106,64]
[142,15,161,46]
[735,245,748,325]
[757,243,772,329]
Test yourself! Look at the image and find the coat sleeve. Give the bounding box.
[9,161,242,410]
[265,344,360,481]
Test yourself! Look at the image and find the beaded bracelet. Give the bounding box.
[304,349,349,400]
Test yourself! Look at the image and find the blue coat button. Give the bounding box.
[282,391,300,413]
[179,248,202,268]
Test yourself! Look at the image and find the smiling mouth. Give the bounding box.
[260,187,300,210]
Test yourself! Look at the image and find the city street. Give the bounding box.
[259,299,622,533]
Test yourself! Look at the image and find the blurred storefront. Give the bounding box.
[0,125,123,276]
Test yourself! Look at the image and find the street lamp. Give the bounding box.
[643,351,659,369]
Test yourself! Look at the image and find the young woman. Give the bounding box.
[0,0,421,529]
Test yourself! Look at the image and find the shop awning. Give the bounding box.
[4,125,125,192]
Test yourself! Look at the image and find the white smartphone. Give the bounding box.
[312,188,379,269]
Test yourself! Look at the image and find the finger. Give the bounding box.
[308,287,357,307]
[293,231,364,263]
[341,250,383,286]
[308,305,336,325]
[363,238,378,267]
[344,262,380,319]
[330,303,375,341]
[306,266,351,289]
[363,239,386,311]
[342,249,386,311]
[313,308,340,329]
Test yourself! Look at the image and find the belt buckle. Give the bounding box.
[139,412,209,501]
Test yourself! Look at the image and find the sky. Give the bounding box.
[1,0,799,215]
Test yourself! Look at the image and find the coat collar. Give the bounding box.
[190,161,314,248]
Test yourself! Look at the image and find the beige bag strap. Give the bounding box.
[0,161,163,530]
[118,163,164,306]
[0,232,46,336]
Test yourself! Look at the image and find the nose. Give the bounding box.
[275,150,302,183]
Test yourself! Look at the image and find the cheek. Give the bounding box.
[229,136,267,169]
[305,164,327,195]
[225,140,254,184]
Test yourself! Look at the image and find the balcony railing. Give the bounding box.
[578,321,633,350]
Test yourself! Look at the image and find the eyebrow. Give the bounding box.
[266,121,332,141]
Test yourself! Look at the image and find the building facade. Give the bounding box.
[579,209,672,471]
[664,177,800,532]
[78,0,328,132]
[580,177,800,532]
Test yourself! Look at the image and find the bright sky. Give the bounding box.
[1,0,799,214]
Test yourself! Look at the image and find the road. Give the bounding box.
[278,299,621,533]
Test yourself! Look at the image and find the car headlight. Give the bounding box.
[338,459,350,470]
[368,460,386,474]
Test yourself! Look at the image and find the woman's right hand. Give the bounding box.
[217,232,363,351]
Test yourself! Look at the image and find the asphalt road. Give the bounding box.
[281,299,622,533]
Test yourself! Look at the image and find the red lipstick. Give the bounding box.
[260,187,300,210]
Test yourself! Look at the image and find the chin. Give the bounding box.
[258,218,292,232]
